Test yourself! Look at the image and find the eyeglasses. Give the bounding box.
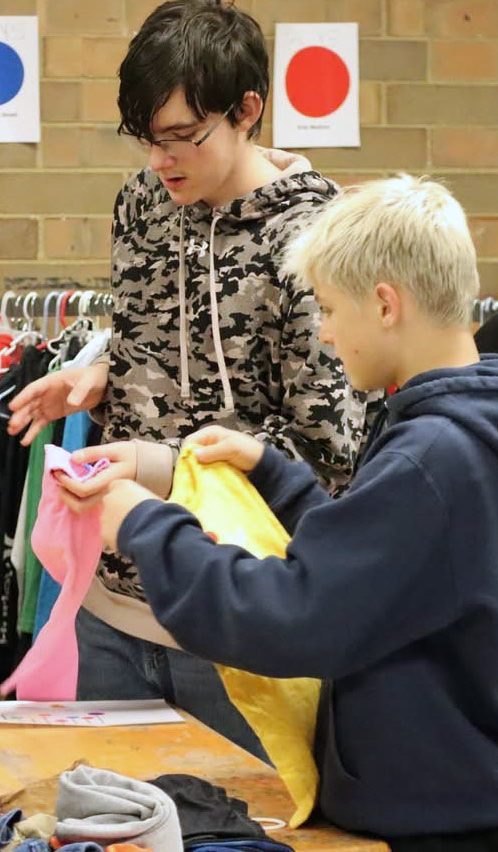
[127,104,235,155]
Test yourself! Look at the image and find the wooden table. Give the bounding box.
[0,713,388,851]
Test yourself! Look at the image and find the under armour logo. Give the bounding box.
[186,237,208,258]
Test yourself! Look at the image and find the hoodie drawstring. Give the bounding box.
[177,207,234,412]
[178,206,190,400]
[209,212,234,412]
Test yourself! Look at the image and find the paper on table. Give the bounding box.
[0,699,184,726]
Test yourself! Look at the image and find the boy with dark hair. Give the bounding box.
[9,0,375,756]
[60,174,498,851]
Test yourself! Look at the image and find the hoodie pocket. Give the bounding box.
[325,684,360,783]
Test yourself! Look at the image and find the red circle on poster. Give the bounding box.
[285,46,350,118]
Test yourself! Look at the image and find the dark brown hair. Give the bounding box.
[118,0,269,141]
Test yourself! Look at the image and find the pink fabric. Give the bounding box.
[1,444,109,700]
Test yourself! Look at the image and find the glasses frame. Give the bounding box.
[129,103,235,154]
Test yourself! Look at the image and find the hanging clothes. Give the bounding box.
[18,421,54,635]
[0,346,51,683]
[31,331,106,639]
[475,311,498,353]
[0,291,112,686]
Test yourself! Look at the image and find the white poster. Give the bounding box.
[273,22,360,149]
[0,699,184,727]
[0,16,40,143]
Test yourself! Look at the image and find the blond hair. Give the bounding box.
[283,174,480,326]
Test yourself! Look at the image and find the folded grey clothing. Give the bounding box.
[56,765,183,852]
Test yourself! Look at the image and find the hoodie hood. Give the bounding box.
[185,147,337,224]
[386,355,498,456]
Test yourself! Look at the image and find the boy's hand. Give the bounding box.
[8,362,109,446]
[54,442,138,513]
[187,425,264,472]
[101,479,157,552]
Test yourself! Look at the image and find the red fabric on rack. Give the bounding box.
[0,333,15,370]
[59,291,75,329]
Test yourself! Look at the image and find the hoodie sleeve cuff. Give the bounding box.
[133,440,174,498]
[248,445,289,499]
[91,352,110,367]
[88,354,110,425]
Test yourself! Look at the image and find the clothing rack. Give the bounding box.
[1,291,496,330]
[473,297,498,325]
[0,289,114,333]
[0,294,111,686]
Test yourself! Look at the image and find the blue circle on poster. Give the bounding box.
[0,42,25,105]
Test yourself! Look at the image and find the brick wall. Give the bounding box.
[1,0,498,297]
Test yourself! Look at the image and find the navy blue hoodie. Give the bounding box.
[118,356,498,837]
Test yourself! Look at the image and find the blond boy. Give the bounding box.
[61,176,498,850]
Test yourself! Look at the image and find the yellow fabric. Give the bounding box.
[169,446,320,828]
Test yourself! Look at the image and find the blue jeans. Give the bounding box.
[76,607,268,761]
[0,808,22,846]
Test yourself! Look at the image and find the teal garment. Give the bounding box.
[19,421,54,634]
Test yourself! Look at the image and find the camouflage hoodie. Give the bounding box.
[84,148,376,644]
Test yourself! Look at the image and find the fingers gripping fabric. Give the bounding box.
[1,445,108,700]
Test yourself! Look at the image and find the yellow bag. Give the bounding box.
[169,446,320,828]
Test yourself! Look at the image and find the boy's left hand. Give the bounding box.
[101,480,156,552]
[57,474,158,552]
[54,441,139,512]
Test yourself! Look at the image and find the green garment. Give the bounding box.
[19,421,54,633]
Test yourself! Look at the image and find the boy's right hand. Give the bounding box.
[187,425,264,472]
[8,362,109,446]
